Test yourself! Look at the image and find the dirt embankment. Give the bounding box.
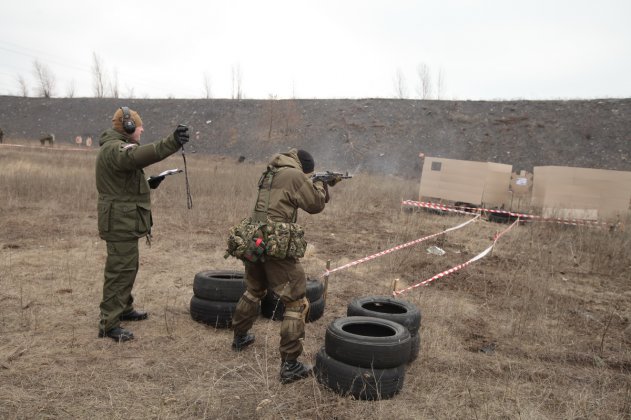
[1,96,630,177]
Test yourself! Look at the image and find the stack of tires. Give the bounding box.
[347,296,422,363]
[260,278,326,323]
[189,270,247,328]
[315,316,410,400]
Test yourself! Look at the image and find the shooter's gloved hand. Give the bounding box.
[148,175,166,189]
[173,124,189,146]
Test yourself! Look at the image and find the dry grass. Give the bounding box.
[1,142,630,419]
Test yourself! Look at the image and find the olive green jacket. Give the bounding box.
[96,129,180,241]
[252,149,327,223]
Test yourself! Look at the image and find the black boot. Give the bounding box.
[279,360,313,384]
[120,310,148,321]
[232,333,255,351]
[98,326,134,342]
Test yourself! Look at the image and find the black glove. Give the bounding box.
[173,124,189,146]
[148,175,165,189]
[323,183,331,203]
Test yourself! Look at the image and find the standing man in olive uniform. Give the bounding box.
[230,149,328,383]
[96,106,189,342]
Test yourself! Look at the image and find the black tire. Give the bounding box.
[307,296,325,323]
[487,211,520,224]
[261,278,325,321]
[454,202,478,214]
[347,296,421,334]
[409,331,420,363]
[190,296,237,328]
[325,316,411,369]
[305,277,325,300]
[315,347,405,401]
[193,270,246,302]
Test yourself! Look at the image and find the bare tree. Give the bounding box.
[267,94,278,139]
[125,85,135,99]
[92,52,107,98]
[66,79,76,98]
[16,75,29,97]
[109,69,119,98]
[393,68,408,99]
[33,60,56,98]
[436,67,445,100]
[231,63,243,99]
[416,63,432,99]
[202,72,212,99]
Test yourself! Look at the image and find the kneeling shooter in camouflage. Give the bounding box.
[227,149,329,383]
[96,107,189,342]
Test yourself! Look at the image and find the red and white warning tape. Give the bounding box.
[393,218,520,295]
[322,213,480,277]
[402,200,611,228]
[402,200,479,216]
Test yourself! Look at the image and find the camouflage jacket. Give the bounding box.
[95,128,180,241]
[252,149,327,223]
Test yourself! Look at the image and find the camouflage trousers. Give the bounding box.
[232,257,307,361]
[99,239,139,332]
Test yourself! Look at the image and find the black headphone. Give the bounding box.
[120,106,136,134]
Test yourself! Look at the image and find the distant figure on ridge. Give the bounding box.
[40,133,54,146]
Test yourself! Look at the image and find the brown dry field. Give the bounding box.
[1,141,630,419]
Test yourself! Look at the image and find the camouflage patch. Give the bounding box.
[287,224,307,259]
[225,218,307,261]
[225,217,261,260]
[266,221,291,259]
[266,221,307,259]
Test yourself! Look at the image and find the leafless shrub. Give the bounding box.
[393,68,408,99]
[66,79,76,98]
[32,60,56,98]
[202,72,212,99]
[16,74,29,97]
[92,52,107,98]
[109,69,120,98]
[436,67,445,100]
[231,63,244,100]
[417,63,432,99]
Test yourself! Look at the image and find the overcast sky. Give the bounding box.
[1,0,630,100]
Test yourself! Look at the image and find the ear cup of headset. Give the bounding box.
[120,106,136,134]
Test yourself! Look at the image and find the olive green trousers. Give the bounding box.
[232,257,307,361]
[99,240,139,332]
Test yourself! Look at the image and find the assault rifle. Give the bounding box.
[311,171,352,186]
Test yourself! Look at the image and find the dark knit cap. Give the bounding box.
[297,149,315,173]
